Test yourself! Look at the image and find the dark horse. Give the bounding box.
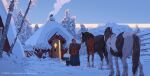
[104,27,144,76]
[81,32,108,68]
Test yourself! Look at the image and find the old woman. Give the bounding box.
[69,39,81,66]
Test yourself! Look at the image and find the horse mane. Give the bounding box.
[105,27,113,34]
[104,27,113,41]
[83,32,94,38]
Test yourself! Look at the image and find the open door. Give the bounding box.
[53,39,61,59]
[48,34,67,59]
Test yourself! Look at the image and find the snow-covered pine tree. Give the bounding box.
[49,14,55,21]
[69,16,76,36]
[76,24,88,40]
[10,0,33,51]
[61,9,76,37]
[134,24,140,34]
[80,24,88,33]
[34,24,39,32]
[13,10,33,45]
[62,9,70,28]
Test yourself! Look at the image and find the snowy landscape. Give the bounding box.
[0,0,150,76]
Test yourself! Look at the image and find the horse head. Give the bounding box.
[104,27,113,42]
[81,32,86,43]
[81,32,94,44]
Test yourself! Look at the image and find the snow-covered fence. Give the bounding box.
[139,33,150,37]
[140,32,150,51]
[141,38,150,42]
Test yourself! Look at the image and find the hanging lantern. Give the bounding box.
[54,42,57,49]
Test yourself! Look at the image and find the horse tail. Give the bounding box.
[132,35,140,75]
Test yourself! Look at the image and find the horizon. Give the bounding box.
[30,23,150,29]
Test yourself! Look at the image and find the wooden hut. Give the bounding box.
[25,21,73,59]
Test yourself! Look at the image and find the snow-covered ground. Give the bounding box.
[0,22,150,76]
[0,28,150,76]
[0,50,150,76]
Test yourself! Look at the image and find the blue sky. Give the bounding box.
[18,0,150,24]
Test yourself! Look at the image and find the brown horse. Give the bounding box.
[81,32,108,68]
[104,27,144,76]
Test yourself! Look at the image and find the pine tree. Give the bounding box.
[10,0,33,52]
[76,24,88,39]
[49,14,55,21]
[61,9,76,37]
[80,24,88,33]
[134,24,140,34]
[34,24,39,32]
[69,16,76,36]
[13,10,33,45]
[0,0,15,58]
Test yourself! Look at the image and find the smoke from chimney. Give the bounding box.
[50,0,71,16]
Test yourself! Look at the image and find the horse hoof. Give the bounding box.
[116,72,120,76]
[139,73,144,76]
[91,64,94,67]
[122,73,128,76]
[109,71,114,76]
[109,72,114,76]
[98,66,103,70]
[116,70,120,76]
[109,74,114,76]
[87,64,90,67]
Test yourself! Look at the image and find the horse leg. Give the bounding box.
[107,46,114,76]
[108,53,114,76]
[139,61,144,76]
[108,55,114,76]
[87,54,90,67]
[91,54,94,67]
[103,47,109,65]
[98,52,104,70]
[115,57,120,76]
[99,57,103,70]
[122,57,128,76]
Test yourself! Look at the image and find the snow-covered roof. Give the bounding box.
[25,21,73,50]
